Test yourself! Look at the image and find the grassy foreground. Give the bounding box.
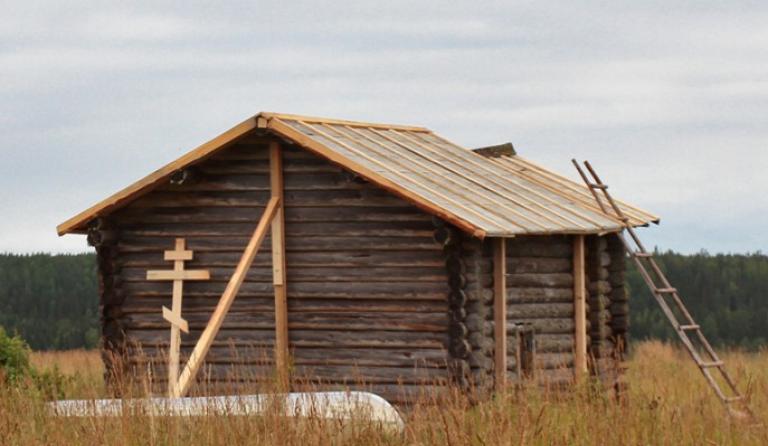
[0,341,764,445]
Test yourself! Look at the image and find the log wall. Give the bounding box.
[88,131,629,401]
[504,236,576,384]
[586,233,627,385]
[97,135,453,404]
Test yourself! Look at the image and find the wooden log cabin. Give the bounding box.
[57,112,658,404]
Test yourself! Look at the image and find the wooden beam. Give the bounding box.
[573,234,588,380]
[146,270,210,281]
[494,237,507,389]
[175,197,280,397]
[270,141,289,390]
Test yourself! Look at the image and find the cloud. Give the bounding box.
[0,0,766,254]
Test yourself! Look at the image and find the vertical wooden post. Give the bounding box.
[573,235,588,380]
[146,238,209,397]
[494,237,507,389]
[270,141,289,390]
[168,239,185,394]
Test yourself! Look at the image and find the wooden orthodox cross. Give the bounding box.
[146,238,210,396]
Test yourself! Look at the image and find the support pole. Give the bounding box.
[270,141,289,390]
[494,237,507,389]
[573,235,588,380]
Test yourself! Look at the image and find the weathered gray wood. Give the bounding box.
[121,265,448,283]
[505,318,575,334]
[507,303,574,319]
[505,273,573,288]
[126,328,449,349]
[118,249,445,268]
[129,346,450,368]
[124,311,449,332]
[122,281,449,300]
[118,235,441,252]
[121,298,447,314]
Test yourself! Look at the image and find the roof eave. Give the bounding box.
[56,115,260,235]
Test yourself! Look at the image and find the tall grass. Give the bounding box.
[0,341,765,445]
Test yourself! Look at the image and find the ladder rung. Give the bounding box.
[633,252,652,257]
[725,396,744,403]
[678,324,700,331]
[700,361,724,368]
[588,183,608,189]
[654,287,677,294]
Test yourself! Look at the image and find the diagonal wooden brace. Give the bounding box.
[162,306,189,333]
[174,196,281,397]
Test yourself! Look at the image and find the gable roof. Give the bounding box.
[57,112,659,237]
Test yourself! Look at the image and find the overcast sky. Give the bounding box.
[2,1,766,254]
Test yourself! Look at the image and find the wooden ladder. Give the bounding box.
[572,159,754,420]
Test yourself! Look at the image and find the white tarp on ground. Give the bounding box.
[48,391,404,430]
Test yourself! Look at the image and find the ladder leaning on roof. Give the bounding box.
[571,159,755,420]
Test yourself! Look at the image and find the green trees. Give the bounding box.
[0,254,97,350]
[627,250,768,349]
[0,327,32,383]
[0,250,766,350]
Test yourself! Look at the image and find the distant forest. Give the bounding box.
[0,251,766,351]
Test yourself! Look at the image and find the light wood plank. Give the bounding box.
[168,238,185,394]
[162,306,189,333]
[146,270,211,281]
[164,250,193,261]
[494,237,507,389]
[573,235,588,380]
[270,141,289,390]
[175,197,280,397]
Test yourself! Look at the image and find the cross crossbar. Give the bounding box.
[145,238,210,396]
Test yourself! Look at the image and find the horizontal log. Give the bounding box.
[121,297,447,315]
[587,280,612,295]
[128,190,409,209]
[506,318,574,334]
[121,221,436,238]
[505,257,571,274]
[128,346,450,369]
[121,265,447,284]
[159,172,380,193]
[118,235,441,252]
[507,334,573,354]
[507,303,574,319]
[506,273,573,288]
[123,311,448,332]
[118,249,445,268]
[506,287,572,303]
[118,206,431,225]
[125,328,449,349]
[122,281,449,300]
[504,237,572,258]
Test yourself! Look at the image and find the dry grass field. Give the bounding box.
[0,341,764,445]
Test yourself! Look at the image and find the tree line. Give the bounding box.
[627,250,768,350]
[0,250,765,350]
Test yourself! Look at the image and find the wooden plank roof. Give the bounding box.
[57,112,659,237]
